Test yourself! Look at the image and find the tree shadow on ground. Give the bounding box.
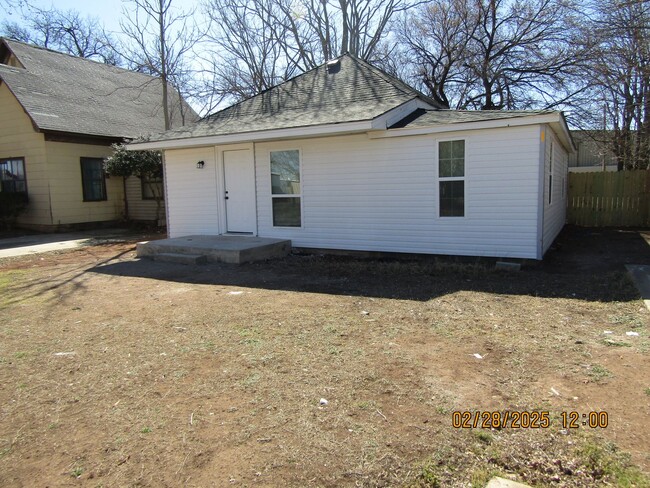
[90,226,650,303]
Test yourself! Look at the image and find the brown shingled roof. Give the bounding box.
[142,54,441,143]
[0,38,196,140]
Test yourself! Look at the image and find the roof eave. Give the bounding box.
[41,129,126,145]
[554,111,576,153]
[370,97,438,129]
[372,112,576,152]
[0,76,43,133]
[127,119,376,151]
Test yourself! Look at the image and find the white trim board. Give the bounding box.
[129,111,574,154]
[129,120,374,151]
[369,114,575,152]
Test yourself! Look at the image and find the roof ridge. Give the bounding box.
[204,52,442,122]
[204,56,349,121]
[1,37,160,83]
[347,53,442,108]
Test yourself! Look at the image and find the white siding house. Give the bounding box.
[542,127,569,254]
[133,54,573,260]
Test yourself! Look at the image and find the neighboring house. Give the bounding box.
[568,130,618,172]
[131,55,573,260]
[0,38,195,231]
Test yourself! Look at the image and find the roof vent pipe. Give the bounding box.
[326,59,341,74]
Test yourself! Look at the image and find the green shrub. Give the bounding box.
[0,192,28,229]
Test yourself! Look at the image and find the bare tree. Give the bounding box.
[583,0,650,170]
[198,0,291,104]
[397,0,476,108]
[201,0,419,104]
[119,0,201,129]
[0,0,24,14]
[1,7,119,64]
[398,0,585,110]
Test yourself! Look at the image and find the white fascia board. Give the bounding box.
[370,98,437,130]
[127,120,374,151]
[369,113,568,143]
[550,113,576,153]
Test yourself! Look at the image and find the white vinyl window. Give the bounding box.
[438,140,465,217]
[270,150,301,227]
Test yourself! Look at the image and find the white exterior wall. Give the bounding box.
[164,146,219,236]
[254,127,541,258]
[163,125,547,258]
[541,126,568,254]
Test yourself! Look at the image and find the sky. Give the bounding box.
[1,0,200,35]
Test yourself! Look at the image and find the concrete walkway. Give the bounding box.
[0,229,130,259]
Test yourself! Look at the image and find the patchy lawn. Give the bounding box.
[0,227,648,487]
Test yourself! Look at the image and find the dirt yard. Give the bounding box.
[0,227,648,487]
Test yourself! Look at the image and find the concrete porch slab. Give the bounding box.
[137,235,291,264]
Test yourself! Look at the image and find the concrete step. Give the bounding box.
[152,252,208,265]
[137,236,291,264]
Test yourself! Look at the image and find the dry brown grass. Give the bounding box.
[0,228,648,487]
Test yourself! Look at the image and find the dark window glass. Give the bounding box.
[271,150,301,227]
[271,150,300,195]
[439,140,465,177]
[0,158,27,194]
[81,158,107,201]
[141,176,164,200]
[439,140,465,217]
[439,180,465,217]
[272,197,301,227]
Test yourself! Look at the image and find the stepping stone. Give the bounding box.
[485,477,532,488]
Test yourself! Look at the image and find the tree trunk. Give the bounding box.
[339,0,349,54]
[158,0,170,130]
[122,176,130,221]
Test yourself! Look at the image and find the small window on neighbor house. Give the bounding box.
[438,140,465,217]
[141,175,164,200]
[0,158,27,194]
[80,158,107,202]
[270,150,301,227]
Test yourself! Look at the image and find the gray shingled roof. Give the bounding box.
[389,108,556,129]
[144,54,439,143]
[0,38,194,139]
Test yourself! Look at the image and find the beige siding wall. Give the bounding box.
[45,141,123,225]
[0,82,51,226]
[125,176,165,221]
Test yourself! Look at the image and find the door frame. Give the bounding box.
[216,143,258,236]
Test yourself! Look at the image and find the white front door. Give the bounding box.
[223,150,256,233]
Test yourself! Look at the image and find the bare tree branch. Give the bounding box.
[118,0,201,129]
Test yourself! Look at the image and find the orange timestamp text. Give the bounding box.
[451,411,609,429]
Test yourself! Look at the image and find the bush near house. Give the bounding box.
[104,143,163,222]
[0,191,28,230]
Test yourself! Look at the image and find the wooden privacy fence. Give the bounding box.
[568,169,650,227]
